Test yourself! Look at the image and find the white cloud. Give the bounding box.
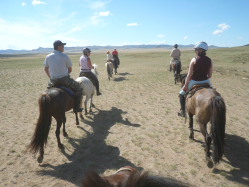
[157,34,165,38]
[32,0,47,6]
[99,11,111,16]
[183,36,188,40]
[90,1,106,10]
[90,11,110,26]
[0,18,52,49]
[21,2,27,6]
[213,23,230,35]
[127,23,139,27]
[91,14,101,25]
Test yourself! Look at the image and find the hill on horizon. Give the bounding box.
[0,44,223,55]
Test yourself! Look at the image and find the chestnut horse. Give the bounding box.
[81,166,192,187]
[182,77,226,167]
[27,87,79,163]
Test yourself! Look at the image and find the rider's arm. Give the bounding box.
[183,59,195,91]
[44,66,50,78]
[68,67,72,74]
[88,58,94,69]
[207,60,213,79]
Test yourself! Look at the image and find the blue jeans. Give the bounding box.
[179,79,211,95]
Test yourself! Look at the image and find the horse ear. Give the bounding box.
[82,171,110,187]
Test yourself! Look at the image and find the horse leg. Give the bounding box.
[75,112,80,125]
[55,120,64,150]
[89,94,94,113]
[199,123,213,168]
[189,113,194,139]
[84,98,88,115]
[174,71,177,84]
[37,147,44,163]
[62,114,69,136]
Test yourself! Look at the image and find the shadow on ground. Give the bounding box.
[213,133,249,186]
[37,107,141,186]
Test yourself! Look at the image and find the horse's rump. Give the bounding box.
[105,61,113,77]
[186,87,226,166]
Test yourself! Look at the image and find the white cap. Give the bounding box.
[194,41,208,51]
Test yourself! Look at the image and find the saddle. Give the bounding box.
[186,83,211,98]
[47,82,75,97]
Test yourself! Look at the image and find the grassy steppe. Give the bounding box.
[0,46,248,187]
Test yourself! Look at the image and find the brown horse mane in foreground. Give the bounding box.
[82,166,192,187]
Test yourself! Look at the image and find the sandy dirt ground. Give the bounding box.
[0,54,249,187]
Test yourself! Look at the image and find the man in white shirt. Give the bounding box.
[170,44,181,71]
[44,40,83,112]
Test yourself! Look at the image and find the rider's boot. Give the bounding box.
[74,93,83,113]
[178,94,186,117]
[95,81,102,96]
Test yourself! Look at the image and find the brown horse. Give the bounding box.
[171,59,181,84]
[81,166,192,187]
[185,85,226,168]
[27,87,79,163]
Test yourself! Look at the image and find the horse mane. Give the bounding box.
[125,171,192,187]
[82,170,192,187]
[82,171,113,187]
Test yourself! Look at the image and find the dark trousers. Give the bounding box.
[79,71,100,93]
[51,76,82,95]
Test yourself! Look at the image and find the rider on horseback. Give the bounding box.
[178,41,213,117]
[112,48,120,74]
[79,48,102,96]
[106,51,113,62]
[170,44,181,72]
[44,40,83,112]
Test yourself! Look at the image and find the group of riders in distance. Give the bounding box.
[28,40,226,171]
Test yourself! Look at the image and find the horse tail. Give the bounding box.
[27,93,52,154]
[210,95,226,164]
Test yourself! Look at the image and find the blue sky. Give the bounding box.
[0,0,249,50]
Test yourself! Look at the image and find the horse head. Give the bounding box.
[92,63,99,77]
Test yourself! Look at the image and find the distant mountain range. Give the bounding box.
[0,44,224,55]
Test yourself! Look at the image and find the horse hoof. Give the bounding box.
[63,132,68,137]
[37,156,43,163]
[58,144,64,150]
[206,157,214,168]
[189,134,194,139]
[207,160,214,168]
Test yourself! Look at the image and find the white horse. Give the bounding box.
[76,64,98,119]
[105,61,113,81]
